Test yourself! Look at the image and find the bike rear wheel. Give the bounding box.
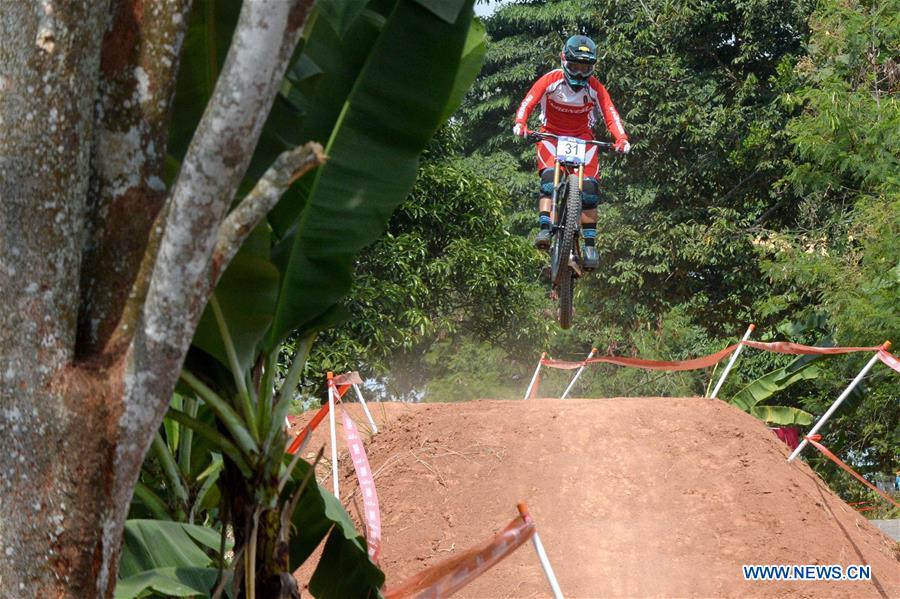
[555,174,581,329]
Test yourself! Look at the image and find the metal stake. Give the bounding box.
[707,324,755,399]
[788,345,888,462]
[561,347,596,399]
[524,352,546,400]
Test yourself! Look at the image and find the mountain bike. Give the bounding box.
[525,130,615,329]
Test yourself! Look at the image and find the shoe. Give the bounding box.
[582,245,598,270]
[534,228,551,250]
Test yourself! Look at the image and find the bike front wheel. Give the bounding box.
[555,173,581,328]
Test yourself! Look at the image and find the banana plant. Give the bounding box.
[728,352,818,425]
[122,1,486,597]
[126,331,384,599]
[130,393,224,525]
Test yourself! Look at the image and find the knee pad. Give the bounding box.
[582,177,600,209]
[539,168,555,196]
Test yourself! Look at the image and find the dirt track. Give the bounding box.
[291,398,899,598]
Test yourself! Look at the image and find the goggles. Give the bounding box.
[564,59,594,77]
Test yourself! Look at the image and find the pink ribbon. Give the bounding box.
[877,350,900,373]
[340,405,382,562]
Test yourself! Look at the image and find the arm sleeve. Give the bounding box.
[592,79,628,142]
[515,73,552,126]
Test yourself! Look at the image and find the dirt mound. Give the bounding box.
[291,398,899,598]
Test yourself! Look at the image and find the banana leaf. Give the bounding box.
[287,457,385,596]
[118,520,224,579]
[115,520,231,598]
[440,17,488,122]
[192,225,279,372]
[318,0,370,36]
[415,0,468,23]
[729,352,822,412]
[309,528,384,599]
[265,0,478,349]
[166,0,241,166]
[750,405,814,426]
[115,567,223,599]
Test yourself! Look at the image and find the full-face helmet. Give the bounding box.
[561,35,597,89]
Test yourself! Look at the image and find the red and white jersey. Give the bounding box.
[515,69,627,141]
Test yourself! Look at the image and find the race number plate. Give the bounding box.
[556,136,586,164]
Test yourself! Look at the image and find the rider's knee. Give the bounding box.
[582,177,600,209]
[539,168,555,196]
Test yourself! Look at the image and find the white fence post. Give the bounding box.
[707,324,755,399]
[327,372,340,499]
[517,503,564,599]
[531,531,564,599]
[788,346,887,462]
[353,383,378,434]
[524,352,546,400]
[560,347,596,399]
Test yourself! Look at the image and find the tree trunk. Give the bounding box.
[1,1,115,594]
[0,0,311,595]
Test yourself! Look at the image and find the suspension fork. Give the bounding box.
[549,162,561,225]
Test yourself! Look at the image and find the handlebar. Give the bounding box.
[524,129,617,151]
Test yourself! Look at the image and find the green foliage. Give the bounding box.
[264,0,480,348]
[128,341,385,598]
[115,520,228,598]
[179,0,484,374]
[757,0,898,346]
[193,227,280,374]
[305,123,552,397]
[728,353,818,425]
[422,337,527,402]
[753,0,899,484]
[130,394,223,524]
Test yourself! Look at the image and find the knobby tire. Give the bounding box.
[557,174,581,329]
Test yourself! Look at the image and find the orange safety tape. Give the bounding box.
[804,436,900,509]
[383,509,536,599]
[741,341,884,355]
[541,344,740,371]
[334,371,364,386]
[539,341,888,373]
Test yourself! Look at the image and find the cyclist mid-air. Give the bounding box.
[513,34,630,271]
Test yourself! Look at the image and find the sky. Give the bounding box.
[474,0,510,17]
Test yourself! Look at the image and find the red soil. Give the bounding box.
[291,398,899,598]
